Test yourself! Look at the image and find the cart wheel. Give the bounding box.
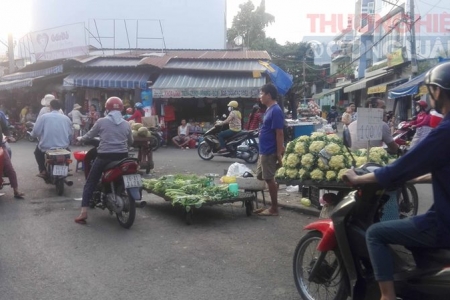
[185,210,193,225]
[245,200,253,216]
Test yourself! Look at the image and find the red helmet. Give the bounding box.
[105,97,124,111]
[416,100,428,109]
[126,107,133,114]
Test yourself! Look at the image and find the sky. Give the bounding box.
[227,0,355,44]
[0,0,355,55]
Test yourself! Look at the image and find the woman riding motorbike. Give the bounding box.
[126,102,144,124]
[409,100,431,149]
[217,100,242,153]
[344,62,450,300]
[75,97,133,224]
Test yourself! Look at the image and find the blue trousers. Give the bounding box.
[218,129,237,148]
[81,153,128,207]
[366,218,437,281]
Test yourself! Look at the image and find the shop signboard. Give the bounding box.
[31,23,88,61]
[356,108,384,141]
[367,84,387,94]
[387,48,404,67]
[153,88,260,99]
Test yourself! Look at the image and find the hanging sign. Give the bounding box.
[356,108,384,141]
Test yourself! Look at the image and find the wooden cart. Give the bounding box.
[132,136,155,174]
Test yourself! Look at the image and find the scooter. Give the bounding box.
[43,148,73,196]
[197,118,259,164]
[392,121,416,146]
[84,138,142,229]
[293,133,450,300]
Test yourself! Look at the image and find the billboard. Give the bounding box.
[30,23,88,61]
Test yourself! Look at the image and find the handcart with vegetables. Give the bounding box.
[129,122,158,174]
[142,174,256,225]
[275,132,418,218]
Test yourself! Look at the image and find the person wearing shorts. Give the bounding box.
[172,119,191,149]
[254,83,285,216]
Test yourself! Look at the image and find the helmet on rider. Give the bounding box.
[227,100,238,108]
[424,62,450,91]
[416,100,428,109]
[105,97,124,112]
[134,102,144,109]
[126,107,133,114]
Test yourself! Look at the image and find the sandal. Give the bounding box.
[258,209,279,216]
[14,192,25,199]
[75,214,88,225]
[253,207,266,214]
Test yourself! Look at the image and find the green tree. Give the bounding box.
[227,0,274,48]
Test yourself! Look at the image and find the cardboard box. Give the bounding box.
[142,116,158,128]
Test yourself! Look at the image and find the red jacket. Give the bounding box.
[411,111,431,128]
[127,110,143,124]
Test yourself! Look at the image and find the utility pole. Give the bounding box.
[409,0,418,76]
[8,33,15,74]
[303,57,306,105]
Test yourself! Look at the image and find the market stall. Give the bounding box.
[142,174,256,225]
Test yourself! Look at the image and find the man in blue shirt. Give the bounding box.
[254,83,284,216]
[31,100,72,178]
[344,62,450,300]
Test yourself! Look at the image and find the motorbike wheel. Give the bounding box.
[115,185,136,229]
[398,183,419,219]
[27,134,36,142]
[149,134,160,152]
[198,142,214,160]
[293,231,349,300]
[56,179,64,196]
[243,144,259,164]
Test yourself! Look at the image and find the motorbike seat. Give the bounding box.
[226,131,249,140]
[407,247,450,269]
[104,157,139,171]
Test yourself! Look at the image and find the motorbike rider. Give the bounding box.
[344,62,450,300]
[0,109,24,198]
[75,97,133,224]
[409,100,431,149]
[217,100,242,153]
[126,102,144,124]
[31,99,72,179]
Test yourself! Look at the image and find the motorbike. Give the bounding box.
[149,125,163,151]
[393,121,416,146]
[9,122,27,141]
[84,138,142,229]
[25,121,36,142]
[293,133,449,300]
[197,118,259,164]
[42,148,74,196]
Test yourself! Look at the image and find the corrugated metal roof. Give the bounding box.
[64,70,151,89]
[84,58,143,68]
[0,78,35,91]
[163,60,267,72]
[113,49,271,60]
[152,72,265,98]
[1,65,63,81]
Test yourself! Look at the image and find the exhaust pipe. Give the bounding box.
[64,180,73,186]
[135,200,147,208]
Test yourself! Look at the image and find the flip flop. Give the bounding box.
[74,215,88,225]
[14,192,25,199]
[253,207,266,214]
[258,209,279,216]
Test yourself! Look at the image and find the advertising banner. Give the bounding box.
[31,23,88,61]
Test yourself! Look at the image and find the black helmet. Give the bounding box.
[424,62,450,90]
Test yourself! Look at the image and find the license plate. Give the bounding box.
[53,165,68,176]
[123,174,142,188]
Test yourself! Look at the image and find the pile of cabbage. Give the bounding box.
[275,132,396,182]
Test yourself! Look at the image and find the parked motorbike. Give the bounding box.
[293,134,448,300]
[9,122,27,141]
[392,121,416,146]
[25,121,36,142]
[197,119,259,164]
[149,125,163,151]
[41,149,73,196]
[84,138,142,229]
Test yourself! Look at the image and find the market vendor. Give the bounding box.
[172,119,191,149]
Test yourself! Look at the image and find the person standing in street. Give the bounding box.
[245,104,263,130]
[254,83,284,216]
[341,103,357,127]
[68,104,86,145]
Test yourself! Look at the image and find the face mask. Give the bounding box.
[415,106,420,112]
[228,107,233,112]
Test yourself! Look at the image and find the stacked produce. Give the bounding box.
[129,122,152,138]
[275,132,395,182]
[142,174,236,211]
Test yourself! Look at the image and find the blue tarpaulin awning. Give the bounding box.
[388,72,426,99]
[63,71,151,89]
[259,61,293,95]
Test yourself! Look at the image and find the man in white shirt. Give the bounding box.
[348,97,399,154]
[37,94,64,119]
[31,100,73,178]
[172,119,190,149]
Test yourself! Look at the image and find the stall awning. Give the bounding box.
[312,84,351,100]
[343,72,390,93]
[63,70,151,89]
[387,72,426,99]
[0,78,36,91]
[1,65,63,81]
[152,72,266,98]
[367,77,409,94]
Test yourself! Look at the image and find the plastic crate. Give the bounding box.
[236,177,266,191]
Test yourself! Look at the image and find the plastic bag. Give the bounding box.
[226,162,252,177]
[286,185,299,193]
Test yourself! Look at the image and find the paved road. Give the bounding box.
[0,141,433,300]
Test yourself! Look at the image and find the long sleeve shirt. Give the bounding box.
[374,113,450,247]
[31,111,72,151]
[126,110,143,124]
[68,110,86,125]
[411,111,431,128]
